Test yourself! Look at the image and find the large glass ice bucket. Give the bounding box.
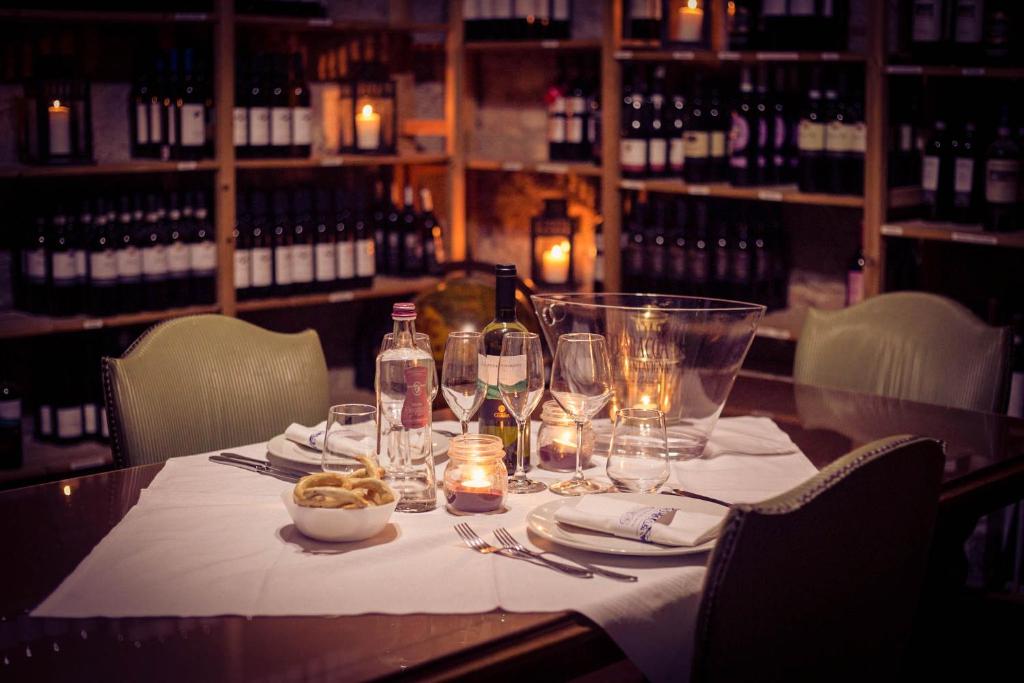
[531,293,765,459]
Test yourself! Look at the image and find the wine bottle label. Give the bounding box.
[549,114,566,143]
[251,247,273,286]
[648,139,667,171]
[900,124,913,152]
[688,250,709,283]
[729,115,750,167]
[136,103,149,145]
[291,244,314,283]
[621,139,647,172]
[647,244,666,276]
[404,233,424,262]
[732,251,751,283]
[921,155,940,191]
[464,0,479,20]
[629,0,661,19]
[669,138,685,171]
[493,0,513,18]
[762,0,786,16]
[26,249,46,281]
[39,405,52,435]
[954,1,983,43]
[52,252,77,283]
[954,158,975,193]
[142,245,169,279]
[89,251,118,283]
[190,242,217,273]
[167,107,177,145]
[478,354,503,399]
[715,249,729,282]
[56,406,83,440]
[847,271,864,306]
[336,241,356,278]
[684,131,710,159]
[180,104,205,146]
[83,404,98,435]
[400,365,430,430]
[669,248,686,279]
[912,1,942,42]
[797,120,825,152]
[496,354,527,391]
[149,102,163,143]
[985,159,1021,204]
[566,115,584,144]
[234,249,252,289]
[249,107,270,145]
[292,107,312,145]
[356,239,375,277]
[274,247,293,285]
[711,131,726,158]
[0,399,21,422]
[117,248,142,278]
[790,0,815,16]
[233,107,247,146]
[553,0,569,20]
[167,242,190,274]
[825,121,852,153]
[314,242,336,281]
[271,107,292,146]
[850,123,867,154]
[75,250,87,278]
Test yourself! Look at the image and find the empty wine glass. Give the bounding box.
[498,332,546,494]
[548,332,613,496]
[322,404,377,474]
[442,331,485,435]
[606,408,669,493]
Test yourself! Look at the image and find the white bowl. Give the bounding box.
[281,489,397,542]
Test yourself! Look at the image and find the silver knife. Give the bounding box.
[218,452,310,480]
[209,454,302,482]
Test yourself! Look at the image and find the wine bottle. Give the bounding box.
[234,57,249,157]
[911,0,948,63]
[684,79,711,184]
[686,199,711,296]
[130,61,153,158]
[626,0,662,40]
[141,194,170,311]
[479,264,530,474]
[846,249,866,306]
[647,66,668,177]
[385,186,403,276]
[712,212,732,299]
[290,189,315,294]
[730,214,753,300]
[620,75,648,179]
[729,68,757,187]
[769,66,789,185]
[249,191,273,299]
[708,86,729,183]
[547,60,567,162]
[754,67,770,185]
[952,121,980,224]
[823,79,849,195]
[115,196,142,313]
[953,0,985,62]
[371,179,389,275]
[565,62,588,163]
[798,70,826,193]
[353,186,376,289]
[983,109,1021,232]
[149,55,167,160]
[622,197,647,291]
[269,55,292,158]
[922,119,951,221]
[419,187,443,276]
[177,48,206,160]
[290,53,312,158]
[400,185,424,275]
[667,199,687,293]
[729,0,757,49]
[271,190,293,295]
[334,187,357,289]
[593,218,606,292]
[312,187,336,292]
[646,199,668,293]
[233,191,253,298]
[50,209,79,317]
[669,93,686,177]
[0,375,22,469]
[845,84,866,196]
[23,216,48,315]
[87,207,118,317]
[162,49,179,161]
[246,55,270,158]
[189,193,217,304]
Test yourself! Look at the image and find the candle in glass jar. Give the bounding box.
[447,479,503,513]
[541,243,570,284]
[355,104,381,150]
[48,100,72,156]
[672,0,704,43]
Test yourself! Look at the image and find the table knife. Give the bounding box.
[208,454,301,482]
[217,452,310,480]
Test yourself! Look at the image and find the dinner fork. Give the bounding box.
[493,528,637,582]
[453,523,592,578]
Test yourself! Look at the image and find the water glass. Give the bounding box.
[606,408,669,493]
[322,404,378,474]
[442,331,485,435]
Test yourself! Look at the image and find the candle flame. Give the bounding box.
[62,484,71,497]
[361,104,374,117]
[550,244,564,259]
[560,239,571,252]
[640,394,652,406]
[52,99,61,108]
[687,0,699,9]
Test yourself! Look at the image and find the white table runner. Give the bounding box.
[34,416,817,683]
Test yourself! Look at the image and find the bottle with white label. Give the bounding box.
[0,377,22,469]
[684,81,711,184]
[730,67,757,187]
[188,193,217,304]
[246,55,270,158]
[311,188,336,293]
[984,109,1021,232]
[332,188,356,290]
[911,0,948,62]
[269,55,293,159]
[290,189,315,293]
[798,69,826,194]
[290,53,312,158]
[669,94,686,177]
[823,81,850,195]
[160,49,179,161]
[647,66,668,177]
[177,48,207,160]
[50,210,81,317]
[951,121,980,224]
[953,0,985,62]
[621,75,649,179]
[141,195,170,311]
[271,190,294,295]
[708,86,729,183]
[165,194,192,308]
[233,58,249,156]
[354,187,376,289]
[130,63,153,159]
[548,62,568,162]
[87,207,118,317]
[400,186,424,276]
[149,55,167,160]
[419,187,443,276]
[233,195,253,298]
[23,216,49,315]
[565,64,589,163]
[248,191,273,299]
[922,120,952,221]
[115,196,143,313]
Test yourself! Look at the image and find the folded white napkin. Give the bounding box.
[284,422,373,459]
[555,496,727,547]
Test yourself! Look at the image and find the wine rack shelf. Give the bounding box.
[885,65,1024,79]
[235,276,440,313]
[235,14,447,33]
[464,39,602,52]
[0,305,220,341]
[618,179,864,208]
[0,8,214,24]
[466,158,602,176]
[234,154,449,171]
[881,221,1024,249]
[615,50,867,64]
[0,160,220,179]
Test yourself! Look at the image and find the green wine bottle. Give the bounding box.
[479,264,530,473]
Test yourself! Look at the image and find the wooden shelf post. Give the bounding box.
[446,0,467,261]
[863,0,887,298]
[601,0,623,291]
[214,0,237,316]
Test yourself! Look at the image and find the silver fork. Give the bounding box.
[453,523,592,578]
[493,528,638,583]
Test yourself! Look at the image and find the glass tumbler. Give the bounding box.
[606,408,670,493]
[322,404,378,474]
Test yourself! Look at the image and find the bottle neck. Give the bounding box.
[391,317,417,345]
[494,277,517,323]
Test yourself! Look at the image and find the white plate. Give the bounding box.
[266,432,451,470]
[526,493,722,557]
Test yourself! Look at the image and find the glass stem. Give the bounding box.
[461,419,469,436]
[514,421,527,481]
[573,420,585,482]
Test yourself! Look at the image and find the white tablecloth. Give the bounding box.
[33,417,817,683]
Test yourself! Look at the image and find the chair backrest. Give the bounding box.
[794,292,1012,413]
[103,315,329,467]
[691,435,945,682]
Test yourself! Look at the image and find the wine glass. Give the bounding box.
[498,332,546,494]
[442,331,485,435]
[606,408,669,493]
[549,332,613,496]
[322,404,377,474]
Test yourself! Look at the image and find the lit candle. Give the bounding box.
[541,243,570,284]
[672,0,704,43]
[48,100,72,156]
[355,104,381,151]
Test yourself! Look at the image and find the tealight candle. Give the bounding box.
[671,1,704,43]
[48,100,72,156]
[541,243,570,284]
[443,434,508,513]
[537,400,594,472]
[355,104,381,151]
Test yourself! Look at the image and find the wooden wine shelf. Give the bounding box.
[0,160,220,179]
[234,154,449,170]
[467,158,602,176]
[464,39,603,52]
[0,8,214,24]
[236,14,447,33]
[615,49,866,63]
[619,179,864,208]
[0,426,112,489]
[235,276,440,313]
[0,304,220,341]
[888,186,923,209]
[886,64,1024,79]
[881,221,1024,249]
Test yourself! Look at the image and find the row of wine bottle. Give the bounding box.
[546,57,601,163]
[617,193,789,308]
[129,48,214,161]
[462,0,572,41]
[233,180,444,299]
[234,53,313,159]
[900,0,1018,63]
[621,64,865,195]
[13,191,216,318]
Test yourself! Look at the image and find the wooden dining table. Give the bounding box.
[2,374,1022,682]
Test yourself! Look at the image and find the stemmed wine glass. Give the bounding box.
[498,332,546,494]
[549,332,613,496]
[442,331,485,435]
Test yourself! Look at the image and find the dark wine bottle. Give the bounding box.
[798,70,826,194]
[87,207,118,317]
[312,187,337,292]
[115,196,142,313]
[823,79,848,195]
[290,189,315,294]
[371,179,389,275]
[626,0,663,40]
[23,216,49,315]
[333,187,356,290]
[270,189,293,295]
[269,55,292,158]
[130,61,154,158]
[983,109,1021,232]
[647,66,668,177]
[712,212,732,299]
[49,209,79,317]
[667,199,687,293]
[400,185,424,276]
[385,186,403,276]
[622,197,647,291]
[141,194,170,311]
[922,119,952,221]
[177,48,207,160]
[249,191,274,299]
[0,375,22,470]
[729,67,757,187]
[246,55,270,158]
[846,249,866,306]
[952,121,981,224]
[234,56,249,157]
[420,187,443,276]
[353,186,376,289]
[233,191,253,298]
[684,79,711,184]
[669,93,687,177]
[645,199,668,293]
[687,199,711,296]
[620,75,648,178]
[708,86,729,183]
[189,193,217,304]
[593,218,606,292]
[290,53,312,158]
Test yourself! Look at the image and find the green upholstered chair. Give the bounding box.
[103,315,329,468]
[691,435,945,682]
[794,292,1012,413]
